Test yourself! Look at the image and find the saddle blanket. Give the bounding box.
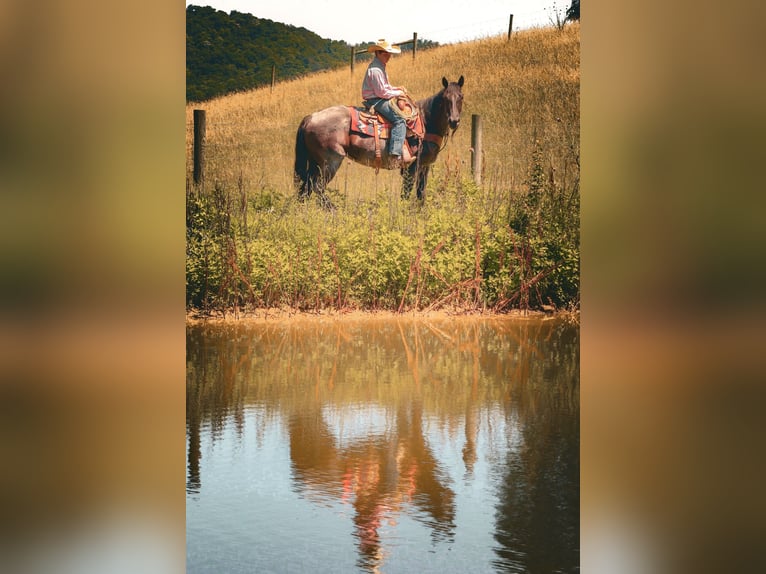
[348,106,425,140]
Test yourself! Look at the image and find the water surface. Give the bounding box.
[187,317,579,573]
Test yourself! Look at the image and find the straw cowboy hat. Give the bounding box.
[367,39,401,54]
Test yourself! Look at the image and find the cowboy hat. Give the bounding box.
[367,39,401,54]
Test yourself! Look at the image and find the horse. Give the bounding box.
[294,76,464,207]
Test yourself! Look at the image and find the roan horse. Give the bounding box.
[294,76,464,207]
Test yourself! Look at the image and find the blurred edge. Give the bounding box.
[1,0,766,573]
[0,1,185,573]
[583,1,766,573]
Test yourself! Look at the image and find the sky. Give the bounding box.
[185,0,563,45]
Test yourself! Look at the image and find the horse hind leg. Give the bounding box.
[299,162,323,201]
[296,158,338,203]
[296,162,315,200]
[314,154,345,210]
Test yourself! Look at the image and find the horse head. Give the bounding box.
[441,76,464,132]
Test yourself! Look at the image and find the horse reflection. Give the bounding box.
[289,401,455,571]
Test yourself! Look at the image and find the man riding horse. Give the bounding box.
[361,39,414,168]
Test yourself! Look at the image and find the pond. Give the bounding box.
[187,316,579,573]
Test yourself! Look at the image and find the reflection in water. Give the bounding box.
[187,317,579,573]
[492,324,580,573]
[289,399,456,571]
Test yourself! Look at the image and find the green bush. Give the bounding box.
[186,146,579,315]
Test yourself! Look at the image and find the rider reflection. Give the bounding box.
[288,401,456,571]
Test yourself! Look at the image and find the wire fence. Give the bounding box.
[418,7,562,43]
[187,111,579,200]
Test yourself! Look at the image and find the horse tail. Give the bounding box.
[294,116,312,198]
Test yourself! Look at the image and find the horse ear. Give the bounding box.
[458,75,464,87]
[442,77,448,88]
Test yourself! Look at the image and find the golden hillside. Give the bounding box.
[185,23,579,201]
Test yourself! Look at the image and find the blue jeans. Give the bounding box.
[364,98,406,157]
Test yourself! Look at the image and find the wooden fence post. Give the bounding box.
[471,114,482,185]
[193,109,206,187]
[508,14,514,40]
[412,32,417,60]
[350,46,355,73]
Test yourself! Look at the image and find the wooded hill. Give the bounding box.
[186,5,438,102]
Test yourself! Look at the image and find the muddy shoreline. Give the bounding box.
[186,307,578,325]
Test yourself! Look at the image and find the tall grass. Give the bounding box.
[186,23,579,316]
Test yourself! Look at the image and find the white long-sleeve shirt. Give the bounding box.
[361,57,404,101]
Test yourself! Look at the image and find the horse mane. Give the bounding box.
[417,90,443,134]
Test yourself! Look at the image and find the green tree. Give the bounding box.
[566,0,580,21]
[186,4,440,102]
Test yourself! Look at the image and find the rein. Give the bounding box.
[424,132,445,149]
[419,91,455,153]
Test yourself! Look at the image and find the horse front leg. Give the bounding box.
[401,162,418,199]
[416,166,431,201]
